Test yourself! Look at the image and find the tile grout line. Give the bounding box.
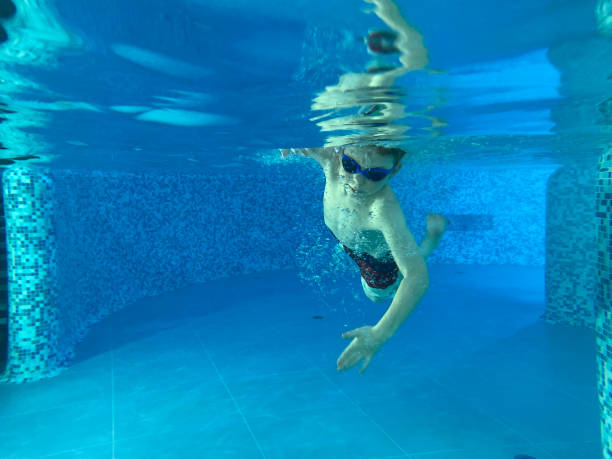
[295,348,411,458]
[38,334,118,459]
[195,333,268,459]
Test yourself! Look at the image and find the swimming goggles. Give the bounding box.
[341,153,395,182]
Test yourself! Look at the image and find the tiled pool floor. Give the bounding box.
[0,265,601,458]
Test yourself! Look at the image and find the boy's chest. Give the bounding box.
[323,184,387,254]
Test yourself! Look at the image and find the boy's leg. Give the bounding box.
[420,213,447,259]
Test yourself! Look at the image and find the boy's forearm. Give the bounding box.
[419,239,438,259]
[281,147,332,164]
[373,275,428,342]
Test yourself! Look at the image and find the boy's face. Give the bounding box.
[339,146,400,197]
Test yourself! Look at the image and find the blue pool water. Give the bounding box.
[0,0,609,458]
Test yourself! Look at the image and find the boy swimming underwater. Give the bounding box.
[281,145,446,373]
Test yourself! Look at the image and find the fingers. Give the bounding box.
[279,148,300,157]
[336,346,351,370]
[342,330,357,340]
[342,327,366,339]
[338,327,375,372]
[337,355,358,371]
[337,352,368,372]
[337,347,362,371]
[336,352,349,371]
[359,356,372,374]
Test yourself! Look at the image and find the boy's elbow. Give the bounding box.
[418,268,429,293]
[415,257,429,293]
[401,259,429,293]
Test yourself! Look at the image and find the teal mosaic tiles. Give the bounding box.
[370,164,555,266]
[595,151,612,459]
[49,168,322,374]
[0,173,7,374]
[0,167,60,383]
[543,165,599,328]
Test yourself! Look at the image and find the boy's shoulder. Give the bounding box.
[322,153,339,178]
[369,186,407,229]
[372,185,401,212]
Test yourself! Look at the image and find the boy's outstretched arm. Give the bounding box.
[279,147,337,169]
[337,200,429,374]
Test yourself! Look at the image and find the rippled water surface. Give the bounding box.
[0,0,609,171]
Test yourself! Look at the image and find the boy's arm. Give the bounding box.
[336,200,428,373]
[337,197,429,373]
[279,147,337,169]
[374,199,429,342]
[366,0,428,71]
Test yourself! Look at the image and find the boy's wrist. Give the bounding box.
[372,323,394,343]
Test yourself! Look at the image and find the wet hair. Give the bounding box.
[344,144,407,163]
[372,145,407,163]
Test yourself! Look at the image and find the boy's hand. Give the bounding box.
[337,326,386,374]
[279,148,305,158]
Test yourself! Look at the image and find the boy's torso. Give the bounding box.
[322,161,396,259]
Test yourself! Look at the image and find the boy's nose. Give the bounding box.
[352,174,366,187]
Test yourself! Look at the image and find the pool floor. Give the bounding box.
[0,264,601,458]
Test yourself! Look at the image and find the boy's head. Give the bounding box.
[369,145,407,164]
[343,145,407,166]
[339,144,406,197]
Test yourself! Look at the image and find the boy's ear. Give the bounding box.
[392,161,403,175]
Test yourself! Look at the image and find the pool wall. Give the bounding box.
[1,161,553,382]
[543,164,599,327]
[0,169,9,375]
[596,151,612,459]
[1,167,60,383]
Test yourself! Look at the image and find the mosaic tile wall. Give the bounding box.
[0,173,7,375]
[2,161,554,382]
[1,167,60,383]
[543,164,599,328]
[49,167,319,372]
[393,164,553,266]
[595,151,612,459]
